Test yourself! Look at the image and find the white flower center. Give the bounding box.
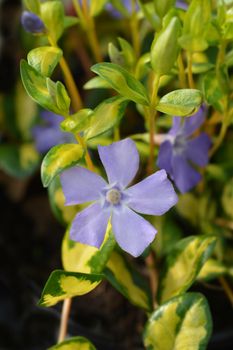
[106,189,121,205]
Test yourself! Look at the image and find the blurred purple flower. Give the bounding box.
[21,11,45,34]
[106,0,138,18]
[32,111,75,154]
[60,138,177,257]
[157,106,211,193]
[175,0,188,10]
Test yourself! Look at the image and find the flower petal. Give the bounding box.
[112,206,157,257]
[169,117,181,136]
[60,166,107,205]
[70,202,110,248]
[186,133,211,166]
[172,154,201,193]
[157,141,173,174]
[183,105,207,136]
[98,138,139,188]
[125,170,178,215]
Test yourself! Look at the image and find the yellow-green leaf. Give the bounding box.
[197,259,228,281]
[61,109,93,133]
[90,0,108,16]
[105,251,152,311]
[27,46,62,77]
[158,235,217,303]
[85,96,128,140]
[144,293,212,350]
[39,270,103,307]
[40,0,64,43]
[62,223,116,274]
[156,89,203,116]
[91,62,149,105]
[41,143,84,187]
[20,60,70,116]
[49,336,96,350]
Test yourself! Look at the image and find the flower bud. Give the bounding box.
[21,11,45,34]
[150,16,181,76]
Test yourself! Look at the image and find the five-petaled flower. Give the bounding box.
[157,106,211,193]
[60,139,178,257]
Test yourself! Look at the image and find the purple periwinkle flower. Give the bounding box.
[60,138,177,257]
[175,0,188,10]
[32,111,75,153]
[21,11,45,34]
[157,106,211,194]
[106,0,138,19]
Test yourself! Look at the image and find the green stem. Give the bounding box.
[187,51,195,88]
[130,0,140,59]
[177,53,186,88]
[209,112,229,157]
[73,0,103,62]
[147,75,160,175]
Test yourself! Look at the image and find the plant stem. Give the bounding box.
[187,51,195,88]
[147,74,160,175]
[73,0,103,62]
[59,56,83,111]
[130,0,140,59]
[57,298,72,343]
[209,117,228,157]
[145,253,158,308]
[219,277,233,307]
[177,53,186,88]
[48,36,83,111]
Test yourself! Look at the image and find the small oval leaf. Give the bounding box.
[27,46,63,77]
[39,270,103,307]
[105,251,152,311]
[158,235,217,303]
[62,223,116,274]
[91,62,149,105]
[85,96,128,140]
[41,143,84,187]
[143,292,212,350]
[49,336,96,350]
[156,89,203,116]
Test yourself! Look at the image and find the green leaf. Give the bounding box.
[197,259,228,281]
[203,71,228,113]
[0,143,39,179]
[62,223,116,274]
[41,143,83,187]
[20,60,70,115]
[91,62,149,105]
[179,0,211,51]
[49,336,96,350]
[143,293,212,350]
[61,109,93,133]
[40,0,64,43]
[156,89,203,116]
[85,96,128,140]
[150,17,181,76]
[63,16,79,30]
[158,235,217,303]
[90,0,109,16]
[48,176,78,225]
[27,47,62,77]
[23,0,40,14]
[83,76,111,90]
[105,251,152,311]
[39,270,103,307]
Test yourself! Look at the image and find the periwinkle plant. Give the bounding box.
[17,0,233,348]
